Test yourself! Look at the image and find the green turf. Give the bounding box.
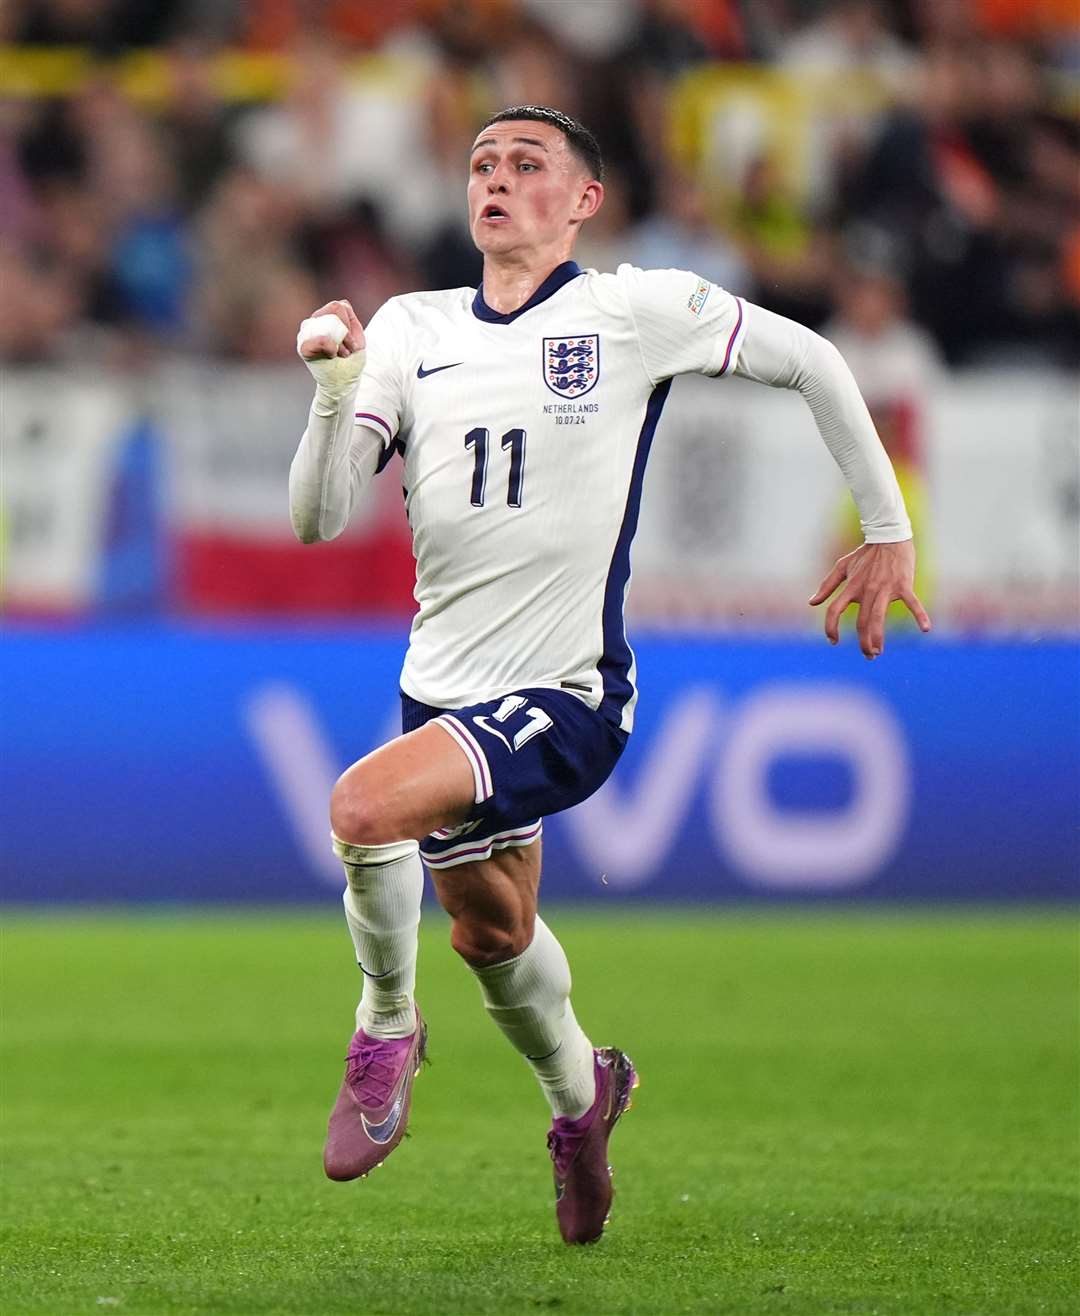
[1,909,1076,1316]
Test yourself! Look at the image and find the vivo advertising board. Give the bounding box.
[0,627,1076,903]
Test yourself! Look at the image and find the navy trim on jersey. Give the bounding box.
[375,435,405,473]
[471,261,584,325]
[597,377,673,725]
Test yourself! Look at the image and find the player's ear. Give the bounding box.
[571,179,604,226]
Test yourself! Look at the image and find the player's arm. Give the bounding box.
[733,301,931,658]
[289,299,379,543]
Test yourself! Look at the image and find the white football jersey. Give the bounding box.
[353,261,746,732]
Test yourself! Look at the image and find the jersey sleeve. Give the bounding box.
[352,299,407,451]
[734,300,913,543]
[615,263,748,385]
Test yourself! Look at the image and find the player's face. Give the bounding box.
[467,120,599,259]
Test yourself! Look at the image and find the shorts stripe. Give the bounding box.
[431,822,475,840]
[423,821,543,869]
[433,714,494,803]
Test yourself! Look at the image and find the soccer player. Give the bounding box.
[290,106,930,1245]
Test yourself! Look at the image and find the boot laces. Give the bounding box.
[547,1125,585,1177]
[345,1043,398,1104]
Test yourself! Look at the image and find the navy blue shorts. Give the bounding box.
[401,687,627,869]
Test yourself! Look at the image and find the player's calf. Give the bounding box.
[336,837,422,1038]
[431,847,538,968]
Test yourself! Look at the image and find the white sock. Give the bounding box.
[332,836,423,1039]
[470,916,596,1118]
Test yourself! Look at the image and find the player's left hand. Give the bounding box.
[809,540,931,659]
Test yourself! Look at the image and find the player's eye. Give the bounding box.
[519,161,539,172]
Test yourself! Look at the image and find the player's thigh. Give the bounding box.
[429,841,542,960]
[330,722,475,844]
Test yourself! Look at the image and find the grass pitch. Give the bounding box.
[2,908,1076,1316]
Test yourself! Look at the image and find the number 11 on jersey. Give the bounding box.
[464,427,526,508]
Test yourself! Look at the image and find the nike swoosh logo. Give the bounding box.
[473,716,512,751]
[416,361,462,379]
[361,1078,409,1145]
[357,962,395,979]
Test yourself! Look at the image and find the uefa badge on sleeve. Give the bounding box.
[687,278,711,317]
[543,335,600,399]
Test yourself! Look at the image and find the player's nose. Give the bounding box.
[486,164,511,192]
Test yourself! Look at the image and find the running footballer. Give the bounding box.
[290,106,930,1245]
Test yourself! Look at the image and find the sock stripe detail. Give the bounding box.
[333,835,419,867]
[526,1041,563,1062]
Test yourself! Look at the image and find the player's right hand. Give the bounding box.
[298,299,366,360]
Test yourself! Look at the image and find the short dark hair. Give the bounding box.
[480,105,604,182]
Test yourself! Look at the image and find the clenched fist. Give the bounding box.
[297,298,366,359]
[297,298,367,399]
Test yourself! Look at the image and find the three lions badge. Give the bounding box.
[543,335,599,399]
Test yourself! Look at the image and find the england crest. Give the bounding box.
[543,335,599,399]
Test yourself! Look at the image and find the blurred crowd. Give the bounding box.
[2,0,1078,369]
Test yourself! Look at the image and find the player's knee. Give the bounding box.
[449,914,533,968]
[329,774,389,846]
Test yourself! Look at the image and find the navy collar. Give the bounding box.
[471,261,583,324]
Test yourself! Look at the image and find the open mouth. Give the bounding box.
[480,204,510,222]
